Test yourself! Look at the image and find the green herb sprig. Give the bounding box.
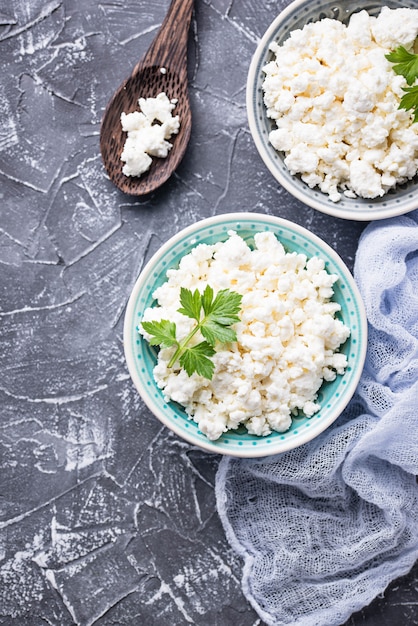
[386,44,418,122]
[141,285,242,380]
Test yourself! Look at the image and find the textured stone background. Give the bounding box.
[1,0,417,624]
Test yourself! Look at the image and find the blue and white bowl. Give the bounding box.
[124,213,367,457]
[247,0,418,221]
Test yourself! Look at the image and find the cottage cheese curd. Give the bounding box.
[140,231,350,440]
[262,8,418,202]
[120,92,180,177]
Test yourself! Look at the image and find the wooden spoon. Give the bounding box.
[100,0,194,196]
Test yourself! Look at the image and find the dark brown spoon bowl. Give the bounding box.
[100,0,193,196]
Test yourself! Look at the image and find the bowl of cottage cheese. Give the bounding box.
[124,213,367,457]
[247,0,418,220]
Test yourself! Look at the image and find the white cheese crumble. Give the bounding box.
[120,92,180,177]
[140,231,350,441]
[262,8,418,202]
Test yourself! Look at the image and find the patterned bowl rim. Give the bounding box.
[246,0,418,221]
[124,212,368,458]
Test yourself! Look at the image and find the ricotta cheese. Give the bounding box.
[120,92,180,177]
[140,231,350,440]
[262,8,418,202]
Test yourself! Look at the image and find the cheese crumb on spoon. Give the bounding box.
[120,92,180,178]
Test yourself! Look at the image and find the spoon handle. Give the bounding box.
[134,0,194,76]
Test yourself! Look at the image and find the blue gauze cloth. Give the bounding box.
[215,209,418,626]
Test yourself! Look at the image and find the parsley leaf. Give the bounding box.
[179,342,216,379]
[386,43,418,123]
[200,285,242,346]
[178,287,202,322]
[140,286,242,379]
[385,46,418,86]
[399,85,418,123]
[201,321,237,347]
[141,319,178,348]
[202,285,242,326]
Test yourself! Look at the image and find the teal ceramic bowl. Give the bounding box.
[124,213,367,457]
[247,0,418,221]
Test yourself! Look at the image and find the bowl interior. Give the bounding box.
[124,214,367,458]
[247,0,418,221]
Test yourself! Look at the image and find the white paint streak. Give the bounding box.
[0,291,84,316]
[146,580,194,623]
[0,472,102,529]
[0,0,62,42]
[119,23,159,46]
[0,383,109,405]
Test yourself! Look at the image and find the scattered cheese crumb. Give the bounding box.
[262,8,418,202]
[140,231,350,440]
[120,92,180,177]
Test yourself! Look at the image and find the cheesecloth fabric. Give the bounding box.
[215,209,418,626]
